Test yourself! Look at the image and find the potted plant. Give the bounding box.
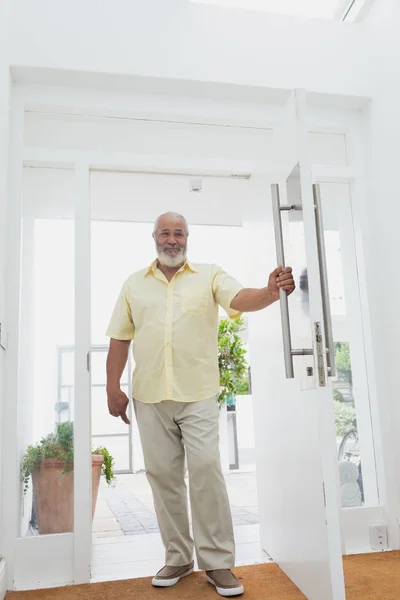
[22,421,115,535]
[218,317,249,407]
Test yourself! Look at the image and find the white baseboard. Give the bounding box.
[0,559,7,600]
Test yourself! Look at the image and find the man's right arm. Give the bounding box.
[106,338,131,424]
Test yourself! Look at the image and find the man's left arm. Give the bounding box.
[230,267,295,313]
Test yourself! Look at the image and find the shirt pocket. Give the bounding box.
[181,286,209,316]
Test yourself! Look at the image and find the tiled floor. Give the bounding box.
[94,472,259,538]
[92,524,270,583]
[91,471,271,583]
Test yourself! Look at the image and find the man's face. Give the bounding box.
[154,216,188,268]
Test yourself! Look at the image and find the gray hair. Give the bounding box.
[153,212,189,235]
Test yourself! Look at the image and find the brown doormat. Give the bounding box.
[6,552,400,600]
[343,551,400,599]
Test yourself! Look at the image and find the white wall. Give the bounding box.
[24,112,273,162]
[8,0,370,98]
[358,0,400,548]
[0,559,6,600]
[0,0,11,569]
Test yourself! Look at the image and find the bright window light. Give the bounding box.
[190,0,369,21]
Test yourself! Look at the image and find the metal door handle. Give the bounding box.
[272,184,306,379]
[272,183,335,381]
[313,184,336,377]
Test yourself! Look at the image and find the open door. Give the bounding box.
[246,90,346,599]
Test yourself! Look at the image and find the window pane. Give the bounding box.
[21,167,76,537]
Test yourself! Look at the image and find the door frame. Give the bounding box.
[2,83,386,591]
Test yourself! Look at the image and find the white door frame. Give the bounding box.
[2,90,25,590]
[73,163,92,584]
[2,83,387,591]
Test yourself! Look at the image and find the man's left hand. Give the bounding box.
[268,266,296,300]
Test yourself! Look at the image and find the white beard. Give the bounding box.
[157,245,187,268]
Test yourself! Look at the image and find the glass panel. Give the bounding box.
[283,175,377,507]
[308,133,347,167]
[319,182,377,508]
[20,167,75,536]
[61,351,75,386]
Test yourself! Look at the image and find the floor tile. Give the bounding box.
[93,530,125,540]
[235,542,267,566]
[234,524,260,544]
[91,558,163,582]
[92,470,262,581]
[92,539,164,567]
[92,517,121,533]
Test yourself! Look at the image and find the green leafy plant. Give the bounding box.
[334,342,352,386]
[218,317,248,406]
[22,421,115,494]
[333,389,344,403]
[333,400,357,437]
[235,376,250,396]
[94,445,115,487]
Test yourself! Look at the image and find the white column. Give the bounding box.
[73,163,92,583]
[18,202,35,537]
[0,10,11,587]
[2,90,24,588]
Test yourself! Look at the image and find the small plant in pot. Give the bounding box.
[21,421,115,535]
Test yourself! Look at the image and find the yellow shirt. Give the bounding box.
[106,260,244,404]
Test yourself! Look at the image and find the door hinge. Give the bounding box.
[86,352,91,372]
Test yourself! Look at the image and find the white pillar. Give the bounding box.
[0,4,11,587]
[73,163,92,583]
[2,89,24,589]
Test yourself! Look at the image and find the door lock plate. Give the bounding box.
[315,322,326,387]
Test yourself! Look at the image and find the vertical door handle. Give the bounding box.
[272,183,294,379]
[313,184,336,377]
[272,184,320,380]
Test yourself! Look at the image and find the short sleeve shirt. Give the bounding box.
[106,261,244,404]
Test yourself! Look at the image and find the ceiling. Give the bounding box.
[189,0,370,21]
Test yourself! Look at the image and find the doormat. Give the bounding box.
[6,552,400,600]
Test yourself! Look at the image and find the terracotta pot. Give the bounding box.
[32,454,104,535]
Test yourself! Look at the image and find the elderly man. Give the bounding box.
[106,212,295,597]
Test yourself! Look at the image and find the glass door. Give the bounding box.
[285,177,378,510]
[316,182,378,509]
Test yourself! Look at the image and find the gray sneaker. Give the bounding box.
[152,561,195,587]
[206,569,244,597]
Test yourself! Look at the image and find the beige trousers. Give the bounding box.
[133,396,235,570]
